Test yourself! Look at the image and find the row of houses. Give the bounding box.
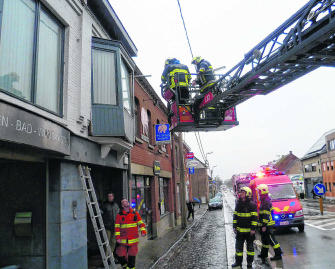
[0,1,209,268]
[264,130,335,200]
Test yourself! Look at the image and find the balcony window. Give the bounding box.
[0,0,63,114]
[92,49,117,105]
[121,60,132,112]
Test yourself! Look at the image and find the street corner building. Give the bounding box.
[0,0,138,268]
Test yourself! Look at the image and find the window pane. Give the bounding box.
[36,9,62,113]
[121,60,131,111]
[0,0,35,100]
[92,49,117,105]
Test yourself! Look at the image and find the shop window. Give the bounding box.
[0,0,64,114]
[130,175,146,219]
[159,178,169,215]
[134,98,141,137]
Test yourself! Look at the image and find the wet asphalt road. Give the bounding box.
[152,208,228,269]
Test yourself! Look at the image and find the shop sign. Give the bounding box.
[0,102,70,155]
[155,124,171,144]
[154,160,161,175]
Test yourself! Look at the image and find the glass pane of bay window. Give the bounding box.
[36,9,62,113]
[92,49,117,105]
[0,0,35,100]
[120,59,131,112]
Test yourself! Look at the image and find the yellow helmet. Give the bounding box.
[257,184,269,195]
[240,186,252,198]
[191,56,202,65]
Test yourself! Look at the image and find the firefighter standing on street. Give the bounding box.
[257,184,283,263]
[115,199,146,269]
[232,187,258,268]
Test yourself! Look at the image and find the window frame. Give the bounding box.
[0,0,65,116]
[91,47,119,106]
[120,55,133,115]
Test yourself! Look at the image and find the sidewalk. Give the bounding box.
[136,204,207,269]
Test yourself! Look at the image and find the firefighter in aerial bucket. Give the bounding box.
[161,58,191,104]
[191,56,217,123]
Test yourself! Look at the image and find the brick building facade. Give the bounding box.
[131,69,175,239]
[190,157,209,203]
[321,131,335,200]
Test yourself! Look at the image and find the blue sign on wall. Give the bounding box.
[314,183,326,196]
[189,167,195,175]
[155,124,171,144]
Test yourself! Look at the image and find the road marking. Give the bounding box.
[318,220,335,228]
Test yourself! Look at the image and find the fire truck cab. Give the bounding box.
[249,170,305,232]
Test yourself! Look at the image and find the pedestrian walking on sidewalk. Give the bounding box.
[115,199,147,269]
[232,187,258,268]
[257,184,283,263]
[101,192,119,252]
[186,200,195,221]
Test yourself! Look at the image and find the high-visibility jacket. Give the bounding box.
[194,59,215,86]
[259,197,275,227]
[115,209,146,246]
[161,63,191,89]
[233,198,258,233]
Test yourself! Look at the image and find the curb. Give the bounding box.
[149,209,208,269]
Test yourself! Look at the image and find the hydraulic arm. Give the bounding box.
[204,0,335,111]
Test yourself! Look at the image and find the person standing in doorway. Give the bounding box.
[102,192,119,253]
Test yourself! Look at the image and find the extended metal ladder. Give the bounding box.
[78,165,116,269]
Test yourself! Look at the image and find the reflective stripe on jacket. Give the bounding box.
[233,198,258,233]
[161,63,191,88]
[195,59,215,85]
[259,198,275,227]
[115,209,146,246]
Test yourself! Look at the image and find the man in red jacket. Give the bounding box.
[115,198,146,269]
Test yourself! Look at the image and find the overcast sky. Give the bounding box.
[109,0,335,180]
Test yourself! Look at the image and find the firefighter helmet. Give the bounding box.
[257,184,269,195]
[240,186,252,198]
[165,58,180,66]
[191,56,202,65]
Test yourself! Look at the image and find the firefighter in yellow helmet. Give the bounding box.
[161,58,191,104]
[232,186,258,268]
[191,56,216,123]
[257,184,283,264]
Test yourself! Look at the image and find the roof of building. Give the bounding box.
[274,151,300,173]
[88,0,137,57]
[193,156,207,169]
[301,129,335,160]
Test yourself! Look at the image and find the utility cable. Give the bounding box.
[176,0,209,166]
[177,0,194,58]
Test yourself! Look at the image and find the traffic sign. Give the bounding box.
[186,159,199,168]
[189,167,195,174]
[314,183,326,196]
[155,124,171,144]
[186,152,194,159]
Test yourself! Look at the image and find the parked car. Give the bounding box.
[208,197,223,210]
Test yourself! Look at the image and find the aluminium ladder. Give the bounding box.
[78,165,116,269]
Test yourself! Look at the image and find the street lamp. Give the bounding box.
[205,152,213,167]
